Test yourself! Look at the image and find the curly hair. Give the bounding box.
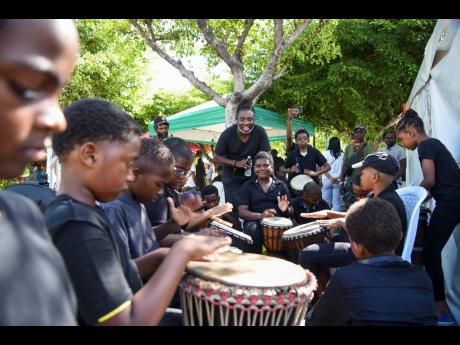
[163,137,193,162]
[136,137,174,172]
[52,98,141,158]
[346,198,402,255]
[236,99,254,118]
[395,108,425,134]
[201,185,219,198]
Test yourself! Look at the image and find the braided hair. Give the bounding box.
[395,109,425,133]
[327,137,342,159]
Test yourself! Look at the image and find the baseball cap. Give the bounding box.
[154,116,168,126]
[352,152,399,176]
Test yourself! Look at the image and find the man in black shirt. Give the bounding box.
[308,198,436,326]
[0,19,79,325]
[214,100,270,215]
[397,109,460,320]
[285,129,330,190]
[238,151,290,253]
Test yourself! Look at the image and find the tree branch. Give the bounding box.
[234,19,255,59]
[130,19,226,107]
[244,19,312,102]
[196,19,241,69]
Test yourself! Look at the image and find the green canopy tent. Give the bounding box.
[148,100,315,145]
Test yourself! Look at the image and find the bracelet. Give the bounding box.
[232,160,236,168]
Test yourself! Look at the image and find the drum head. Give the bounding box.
[283,223,323,237]
[290,174,314,192]
[186,253,306,288]
[260,217,293,227]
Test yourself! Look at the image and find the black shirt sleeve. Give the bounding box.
[307,274,350,326]
[316,149,327,167]
[285,150,294,168]
[417,141,437,162]
[103,205,132,259]
[258,126,271,152]
[53,220,134,325]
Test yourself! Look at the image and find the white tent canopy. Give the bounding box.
[405,19,460,323]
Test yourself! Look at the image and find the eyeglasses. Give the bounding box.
[174,167,192,178]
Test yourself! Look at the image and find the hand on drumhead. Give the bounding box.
[317,217,346,232]
[178,234,232,262]
[209,202,233,217]
[277,195,289,213]
[261,208,277,218]
[195,227,223,237]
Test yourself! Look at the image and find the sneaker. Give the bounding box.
[437,311,456,326]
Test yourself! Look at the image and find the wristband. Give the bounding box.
[232,160,236,168]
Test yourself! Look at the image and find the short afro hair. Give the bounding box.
[396,108,425,134]
[136,137,174,172]
[303,181,321,196]
[346,198,402,255]
[201,185,219,199]
[52,98,141,158]
[163,137,193,163]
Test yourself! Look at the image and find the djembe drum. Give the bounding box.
[260,217,293,257]
[290,174,314,196]
[282,223,330,251]
[179,252,317,326]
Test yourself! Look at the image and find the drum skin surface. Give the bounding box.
[186,253,306,288]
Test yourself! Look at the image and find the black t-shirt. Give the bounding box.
[0,191,77,325]
[239,177,290,216]
[291,197,330,225]
[285,145,327,184]
[215,124,270,183]
[144,186,182,235]
[44,194,142,325]
[308,256,437,325]
[374,185,408,256]
[418,138,460,207]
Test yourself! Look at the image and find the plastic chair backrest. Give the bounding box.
[395,186,428,263]
[212,181,225,206]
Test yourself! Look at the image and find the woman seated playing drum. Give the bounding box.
[238,151,291,253]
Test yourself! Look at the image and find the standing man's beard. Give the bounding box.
[157,131,168,140]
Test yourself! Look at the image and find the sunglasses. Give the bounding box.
[174,167,192,178]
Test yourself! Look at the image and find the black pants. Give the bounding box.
[223,179,245,221]
[297,242,356,276]
[241,221,264,254]
[423,204,460,301]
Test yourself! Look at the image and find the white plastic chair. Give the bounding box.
[212,181,225,206]
[395,186,428,263]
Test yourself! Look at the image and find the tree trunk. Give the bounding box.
[225,97,240,128]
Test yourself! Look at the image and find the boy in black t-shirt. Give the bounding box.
[397,108,460,320]
[290,182,331,225]
[44,98,231,326]
[0,19,79,326]
[285,129,330,188]
[308,198,436,326]
[101,138,175,259]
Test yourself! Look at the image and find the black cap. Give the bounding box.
[154,116,168,126]
[352,152,399,176]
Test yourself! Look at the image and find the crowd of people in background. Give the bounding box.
[1,19,459,327]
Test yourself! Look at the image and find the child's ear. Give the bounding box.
[132,167,141,181]
[79,142,98,168]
